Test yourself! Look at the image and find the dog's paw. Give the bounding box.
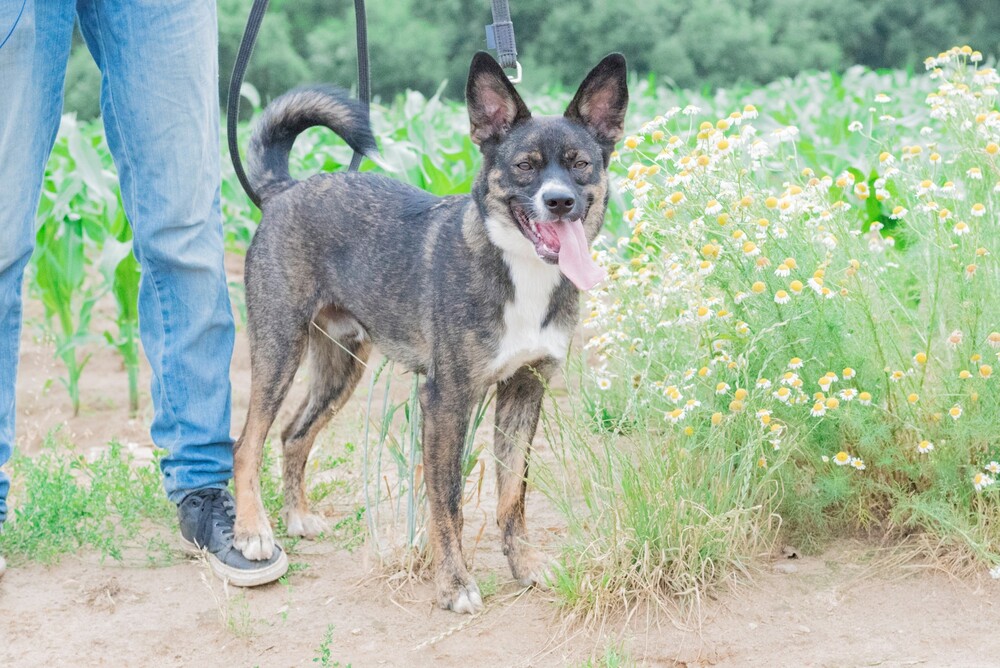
[437,578,484,615]
[233,524,276,561]
[282,507,329,539]
[510,547,555,589]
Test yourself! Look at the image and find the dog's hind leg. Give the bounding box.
[233,311,309,561]
[421,377,484,614]
[279,310,371,539]
[494,362,556,588]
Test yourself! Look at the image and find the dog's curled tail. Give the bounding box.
[246,86,378,203]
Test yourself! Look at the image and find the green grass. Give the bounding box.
[361,360,490,571]
[312,624,351,667]
[0,433,175,565]
[579,643,635,668]
[250,437,362,555]
[538,389,778,620]
[0,430,362,566]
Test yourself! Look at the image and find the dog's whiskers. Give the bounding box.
[510,194,540,220]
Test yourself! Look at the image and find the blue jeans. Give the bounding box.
[0,0,235,524]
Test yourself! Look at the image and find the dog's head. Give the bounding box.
[466,52,628,290]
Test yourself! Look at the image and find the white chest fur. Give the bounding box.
[485,217,571,380]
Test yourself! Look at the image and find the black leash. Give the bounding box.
[226,0,269,208]
[227,0,370,208]
[348,0,370,173]
[226,0,520,206]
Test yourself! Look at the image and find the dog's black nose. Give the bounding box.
[544,192,576,217]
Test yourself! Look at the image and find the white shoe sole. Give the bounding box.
[181,538,289,587]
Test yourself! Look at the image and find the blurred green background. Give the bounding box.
[64,0,999,119]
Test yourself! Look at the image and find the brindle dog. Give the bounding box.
[233,52,628,613]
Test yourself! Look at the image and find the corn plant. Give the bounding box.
[31,210,100,417]
[98,202,141,416]
[36,119,144,415]
[32,120,108,413]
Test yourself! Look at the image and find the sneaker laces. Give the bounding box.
[189,488,236,548]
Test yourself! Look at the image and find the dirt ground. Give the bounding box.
[4,257,1000,667]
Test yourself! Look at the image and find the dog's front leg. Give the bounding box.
[233,407,276,560]
[420,378,483,614]
[495,363,555,588]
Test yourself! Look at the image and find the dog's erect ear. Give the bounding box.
[466,51,531,146]
[564,53,629,152]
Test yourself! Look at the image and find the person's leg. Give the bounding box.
[76,0,286,585]
[76,0,235,502]
[0,0,77,529]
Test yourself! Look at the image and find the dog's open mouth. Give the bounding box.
[512,204,561,262]
[510,203,606,290]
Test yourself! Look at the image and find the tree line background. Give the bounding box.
[63,0,999,119]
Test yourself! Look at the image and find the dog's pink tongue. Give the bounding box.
[555,219,605,290]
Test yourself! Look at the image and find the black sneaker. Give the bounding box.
[177,488,288,587]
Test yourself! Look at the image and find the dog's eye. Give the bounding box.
[516,161,533,171]
[574,160,590,169]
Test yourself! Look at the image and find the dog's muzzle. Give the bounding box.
[510,203,606,290]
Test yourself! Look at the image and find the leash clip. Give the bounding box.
[506,60,522,84]
[485,2,520,84]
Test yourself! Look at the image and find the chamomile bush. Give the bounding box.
[570,45,1000,607]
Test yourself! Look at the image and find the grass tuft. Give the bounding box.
[0,432,174,565]
[538,392,779,621]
